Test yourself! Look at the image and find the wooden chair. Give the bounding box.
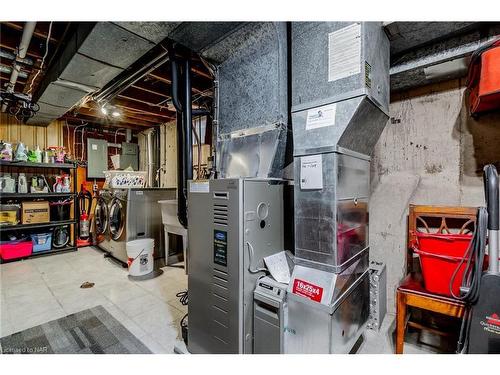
[395,204,477,354]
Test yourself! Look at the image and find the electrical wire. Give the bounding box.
[65,120,71,158]
[176,290,188,306]
[27,22,53,95]
[451,207,488,353]
[176,290,188,342]
[114,128,126,156]
[81,126,85,161]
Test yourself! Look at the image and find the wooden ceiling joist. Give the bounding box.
[78,105,168,126]
[2,22,59,44]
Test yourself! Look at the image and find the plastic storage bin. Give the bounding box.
[412,232,473,297]
[0,240,32,260]
[31,232,53,253]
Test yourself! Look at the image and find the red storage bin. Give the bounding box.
[413,232,473,297]
[467,39,500,115]
[0,240,33,261]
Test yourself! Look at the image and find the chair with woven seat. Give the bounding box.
[395,204,477,354]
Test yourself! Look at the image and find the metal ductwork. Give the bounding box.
[387,22,500,92]
[192,22,289,179]
[284,22,390,354]
[1,21,36,112]
[291,22,389,272]
[27,22,178,126]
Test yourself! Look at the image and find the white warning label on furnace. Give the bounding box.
[306,103,336,130]
[328,23,361,82]
[300,154,323,190]
[189,181,209,193]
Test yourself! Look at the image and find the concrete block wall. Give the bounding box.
[369,79,500,314]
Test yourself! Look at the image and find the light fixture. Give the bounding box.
[100,106,108,115]
[111,110,120,118]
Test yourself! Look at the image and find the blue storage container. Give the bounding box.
[31,232,52,252]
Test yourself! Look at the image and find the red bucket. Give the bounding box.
[413,232,473,297]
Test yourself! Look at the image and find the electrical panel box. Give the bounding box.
[120,142,138,170]
[86,138,108,179]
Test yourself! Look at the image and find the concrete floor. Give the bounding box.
[0,247,187,353]
[1,246,448,354]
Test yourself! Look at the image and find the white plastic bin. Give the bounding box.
[126,238,154,277]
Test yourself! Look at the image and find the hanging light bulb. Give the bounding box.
[111,110,120,118]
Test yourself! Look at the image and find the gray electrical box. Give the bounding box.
[120,142,138,170]
[86,138,108,178]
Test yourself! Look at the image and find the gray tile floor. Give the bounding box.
[1,247,443,354]
[0,247,187,353]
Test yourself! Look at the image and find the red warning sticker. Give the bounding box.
[292,278,324,302]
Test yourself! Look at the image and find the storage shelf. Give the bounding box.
[30,246,77,258]
[0,193,76,199]
[0,157,78,263]
[0,160,76,169]
[0,246,77,263]
[0,219,76,232]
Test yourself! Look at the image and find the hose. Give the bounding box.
[451,207,488,353]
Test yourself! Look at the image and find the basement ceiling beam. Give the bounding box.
[79,103,168,125]
[0,41,42,60]
[64,112,153,129]
[1,22,59,44]
[148,72,209,96]
[111,97,175,120]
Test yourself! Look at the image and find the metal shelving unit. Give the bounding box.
[0,160,78,262]
[0,193,76,199]
[0,160,76,169]
[0,219,77,232]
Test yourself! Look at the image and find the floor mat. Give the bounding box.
[0,305,151,354]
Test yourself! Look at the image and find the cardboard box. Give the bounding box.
[22,201,50,224]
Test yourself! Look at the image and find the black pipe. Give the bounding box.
[169,49,183,113]
[180,58,193,227]
[176,111,187,227]
[184,58,193,182]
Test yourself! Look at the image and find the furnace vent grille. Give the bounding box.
[213,203,228,226]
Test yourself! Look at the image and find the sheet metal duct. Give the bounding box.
[286,22,389,354]
[388,22,500,92]
[28,22,176,126]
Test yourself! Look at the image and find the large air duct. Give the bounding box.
[285,22,390,354]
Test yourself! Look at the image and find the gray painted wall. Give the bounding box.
[369,79,500,314]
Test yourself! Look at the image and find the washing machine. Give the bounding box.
[95,189,112,253]
[106,188,176,264]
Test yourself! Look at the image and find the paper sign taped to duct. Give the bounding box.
[264,251,290,284]
[300,154,323,190]
[305,103,336,130]
[189,181,209,193]
[328,23,361,82]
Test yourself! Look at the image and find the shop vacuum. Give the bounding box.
[454,164,500,353]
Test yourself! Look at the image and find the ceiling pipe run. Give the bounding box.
[1,21,36,112]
